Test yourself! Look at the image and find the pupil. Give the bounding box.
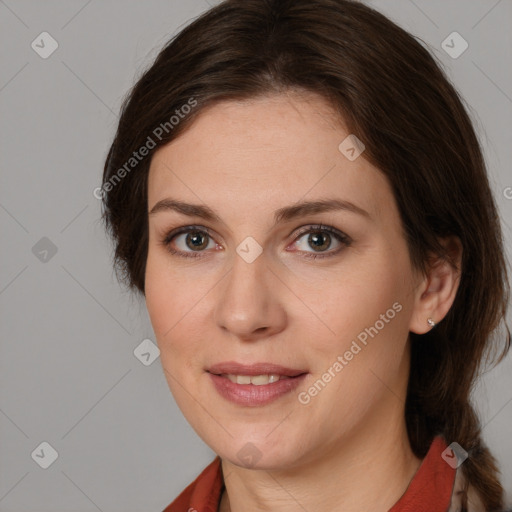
[309,232,330,251]
[187,231,208,250]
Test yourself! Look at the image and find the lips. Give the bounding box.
[207,361,307,377]
[206,361,308,406]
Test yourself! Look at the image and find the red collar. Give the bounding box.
[164,436,455,512]
[389,436,455,511]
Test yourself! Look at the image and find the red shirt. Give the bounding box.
[163,437,455,512]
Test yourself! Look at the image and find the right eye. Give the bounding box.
[161,226,220,258]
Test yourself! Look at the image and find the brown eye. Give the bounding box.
[184,231,210,251]
[290,225,351,260]
[162,226,217,258]
[307,231,332,252]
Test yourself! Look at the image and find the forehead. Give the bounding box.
[147,92,392,223]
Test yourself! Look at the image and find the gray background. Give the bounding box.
[0,0,511,510]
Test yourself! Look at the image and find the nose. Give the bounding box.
[213,248,287,341]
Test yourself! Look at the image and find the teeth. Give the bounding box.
[223,374,288,385]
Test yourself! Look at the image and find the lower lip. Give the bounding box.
[208,372,307,406]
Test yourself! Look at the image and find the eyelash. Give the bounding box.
[160,224,352,260]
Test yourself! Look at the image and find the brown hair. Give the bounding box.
[101,0,511,508]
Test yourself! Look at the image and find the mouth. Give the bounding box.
[215,373,295,385]
[206,361,308,406]
[207,361,307,379]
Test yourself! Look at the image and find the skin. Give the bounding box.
[145,91,462,512]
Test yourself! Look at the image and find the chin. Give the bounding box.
[216,435,307,471]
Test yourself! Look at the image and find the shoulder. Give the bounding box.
[162,456,223,512]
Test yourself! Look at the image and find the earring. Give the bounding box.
[427,318,436,328]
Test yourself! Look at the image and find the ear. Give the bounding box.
[409,236,463,334]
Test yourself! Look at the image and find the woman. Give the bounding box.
[100,0,511,510]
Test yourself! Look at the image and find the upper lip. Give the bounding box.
[207,361,307,377]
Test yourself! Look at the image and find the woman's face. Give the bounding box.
[145,92,423,469]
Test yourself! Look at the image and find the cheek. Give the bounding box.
[144,254,171,336]
[301,256,412,411]
[145,249,194,334]
[313,259,409,351]
[144,251,208,374]
[144,257,193,366]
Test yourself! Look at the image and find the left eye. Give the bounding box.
[289,225,351,259]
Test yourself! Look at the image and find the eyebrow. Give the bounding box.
[149,197,371,225]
